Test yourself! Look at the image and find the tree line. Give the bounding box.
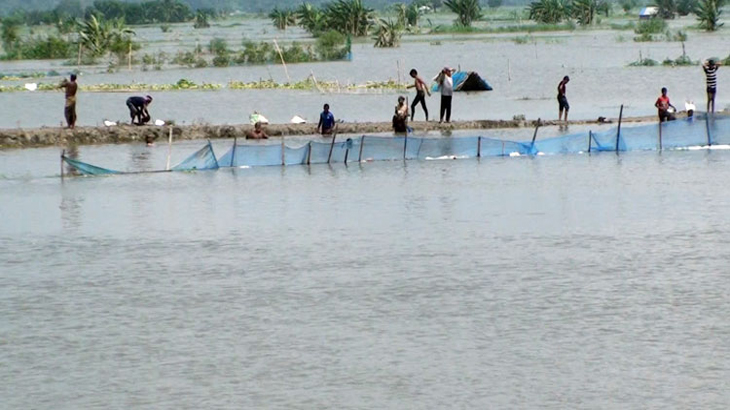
[2,0,219,26]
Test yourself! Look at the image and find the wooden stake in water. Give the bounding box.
[281,136,286,166]
[358,136,365,162]
[658,121,663,151]
[60,149,65,179]
[616,104,624,152]
[327,125,339,164]
[306,141,312,165]
[588,131,593,153]
[530,118,541,147]
[165,126,173,170]
[230,136,237,167]
[477,136,482,158]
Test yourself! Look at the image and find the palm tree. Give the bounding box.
[297,3,324,34]
[373,18,403,47]
[572,0,597,25]
[269,7,296,30]
[443,0,483,27]
[528,0,570,23]
[77,15,135,57]
[654,0,678,18]
[694,0,724,30]
[323,0,374,36]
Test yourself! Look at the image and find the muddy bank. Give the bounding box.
[0,115,667,149]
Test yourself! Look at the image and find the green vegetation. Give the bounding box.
[274,0,374,36]
[528,0,570,24]
[268,7,296,31]
[628,56,659,66]
[694,0,724,31]
[193,11,211,29]
[315,30,349,60]
[373,18,403,47]
[527,0,610,25]
[443,0,483,27]
[654,0,678,19]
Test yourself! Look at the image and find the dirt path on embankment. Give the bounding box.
[0,115,671,149]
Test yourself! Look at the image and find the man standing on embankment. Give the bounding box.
[59,74,78,129]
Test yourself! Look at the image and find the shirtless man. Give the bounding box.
[59,74,78,129]
[246,122,269,139]
[393,96,409,133]
[407,69,430,121]
[557,76,570,123]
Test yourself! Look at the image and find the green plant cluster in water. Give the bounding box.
[0,78,221,93]
[662,54,698,67]
[0,77,408,93]
[228,78,405,91]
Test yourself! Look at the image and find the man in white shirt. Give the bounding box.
[437,67,456,123]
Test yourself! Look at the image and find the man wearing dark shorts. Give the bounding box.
[703,59,721,113]
[407,69,430,121]
[59,74,78,129]
[655,87,676,122]
[126,95,153,125]
[557,76,570,123]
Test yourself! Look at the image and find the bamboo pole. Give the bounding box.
[658,121,663,151]
[327,124,338,163]
[165,126,173,170]
[231,136,237,167]
[530,118,541,147]
[281,137,286,166]
[358,136,365,162]
[477,136,481,158]
[616,104,624,152]
[587,131,592,153]
[273,39,290,83]
[306,141,312,165]
[60,149,65,179]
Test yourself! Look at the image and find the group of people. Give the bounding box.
[655,59,722,122]
[59,74,154,129]
[59,59,722,135]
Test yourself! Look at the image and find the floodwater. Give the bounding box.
[1,15,729,128]
[3,138,730,408]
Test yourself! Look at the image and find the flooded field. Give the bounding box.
[0,15,728,128]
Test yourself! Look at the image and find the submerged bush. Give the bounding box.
[315,30,348,60]
[634,18,668,34]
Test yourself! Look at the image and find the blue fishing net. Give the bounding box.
[63,156,120,175]
[171,142,219,171]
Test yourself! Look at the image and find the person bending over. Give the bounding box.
[127,95,153,125]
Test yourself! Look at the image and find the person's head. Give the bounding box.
[145,95,153,104]
[398,96,405,104]
[443,67,452,76]
[409,69,417,78]
[323,103,330,112]
[563,75,570,83]
[661,87,667,95]
[70,74,77,81]
[254,121,261,130]
[708,58,716,66]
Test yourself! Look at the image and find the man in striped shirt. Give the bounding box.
[703,59,721,113]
